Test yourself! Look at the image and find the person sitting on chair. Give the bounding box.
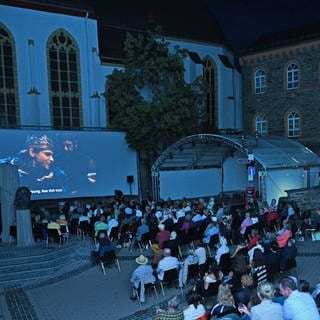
[47,218,61,235]
[130,255,156,303]
[163,231,180,258]
[154,296,184,320]
[129,218,150,252]
[98,236,115,257]
[92,232,108,264]
[215,236,230,265]
[279,238,297,273]
[157,248,180,281]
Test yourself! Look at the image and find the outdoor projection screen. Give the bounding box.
[0,129,138,200]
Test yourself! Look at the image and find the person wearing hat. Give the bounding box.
[7,134,68,192]
[129,255,156,302]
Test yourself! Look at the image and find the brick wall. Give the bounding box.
[286,186,320,211]
[241,41,320,155]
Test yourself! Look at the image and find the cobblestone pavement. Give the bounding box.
[0,238,319,320]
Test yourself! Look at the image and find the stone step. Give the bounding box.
[0,242,80,267]
[0,254,72,274]
[0,275,52,292]
[0,266,55,282]
[0,241,84,289]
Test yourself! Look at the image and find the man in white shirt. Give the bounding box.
[279,276,320,320]
[157,248,180,280]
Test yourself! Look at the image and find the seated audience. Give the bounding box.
[153,296,184,320]
[163,231,180,258]
[157,248,180,281]
[234,274,254,306]
[208,283,238,319]
[238,281,283,319]
[279,238,297,273]
[279,276,320,319]
[129,254,156,303]
[183,291,207,320]
[155,223,170,249]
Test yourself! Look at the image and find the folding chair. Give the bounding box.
[206,234,219,256]
[99,250,121,274]
[60,225,69,244]
[187,263,200,281]
[134,280,159,308]
[158,268,182,296]
[46,228,62,247]
[138,232,152,252]
[218,252,231,275]
[109,226,120,242]
[78,220,90,240]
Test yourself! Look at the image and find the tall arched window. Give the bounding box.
[203,57,217,130]
[0,25,19,127]
[287,63,299,90]
[47,30,82,129]
[287,111,300,137]
[254,69,266,94]
[255,114,267,135]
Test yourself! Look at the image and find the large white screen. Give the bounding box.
[159,168,221,200]
[0,130,138,200]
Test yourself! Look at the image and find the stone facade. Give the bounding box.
[285,185,320,211]
[241,40,320,155]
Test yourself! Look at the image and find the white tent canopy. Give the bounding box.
[152,134,320,201]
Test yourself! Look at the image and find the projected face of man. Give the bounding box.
[63,140,75,152]
[29,148,54,169]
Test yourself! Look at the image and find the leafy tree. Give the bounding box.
[107,28,206,163]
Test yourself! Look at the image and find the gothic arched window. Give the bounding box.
[47,30,82,129]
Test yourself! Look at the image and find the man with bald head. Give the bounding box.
[157,248,180,281]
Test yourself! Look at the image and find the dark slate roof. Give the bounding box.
[95,0,231,63]
[1,0,230,63]
[245,22,320,54]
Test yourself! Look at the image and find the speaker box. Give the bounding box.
[127,175,134,183]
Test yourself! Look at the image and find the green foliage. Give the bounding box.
[107,28,205,161]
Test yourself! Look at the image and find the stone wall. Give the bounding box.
[241,41,320,155]
[286,186,320,211]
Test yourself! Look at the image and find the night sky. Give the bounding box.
[207,0,320,52]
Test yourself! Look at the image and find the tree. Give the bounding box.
[107,28,206,164]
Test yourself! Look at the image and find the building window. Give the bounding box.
[254,69,266,94]
[203,57,217,131]
[0,25,19,127]
[287,63,299,90]
[255,114,267,135]
[47,30,82,129]
[287,111,300,137]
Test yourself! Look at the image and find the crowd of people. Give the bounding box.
[30,195,320,319]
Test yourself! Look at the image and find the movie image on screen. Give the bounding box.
[0,130,138,200]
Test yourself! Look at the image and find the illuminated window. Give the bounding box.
[0,25,19,127]
[47,30,82,129]
[203,57,216,130]
[255,114,267,135]
[287,111,300,137]
[254,69,266,94]
[287,63,299,90]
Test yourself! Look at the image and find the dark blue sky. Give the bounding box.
[207,0,320,52]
